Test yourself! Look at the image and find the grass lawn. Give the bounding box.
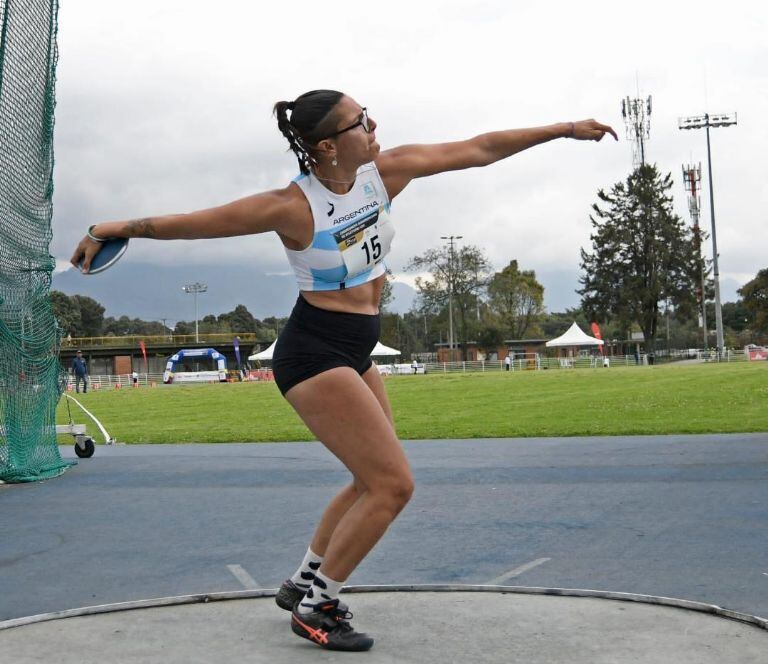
[56,362,768,444]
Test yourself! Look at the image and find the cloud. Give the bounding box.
[48,0,767,314]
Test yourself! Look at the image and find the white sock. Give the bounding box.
[289,547,323,592]
[297,569,345,614]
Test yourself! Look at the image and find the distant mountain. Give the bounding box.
[53,262,300,323]
[388,281,416,314]
[52,262,418,322]
[52,262,741,323]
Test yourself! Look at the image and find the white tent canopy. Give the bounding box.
[545,322,604,347]
[248,340,277,361]
[371,341,401,356]
[248,339,400,361]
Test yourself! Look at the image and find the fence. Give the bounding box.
[63,369,276,390]
[63,350,751,389]
[64,374,165,391]
[420,351,748,375]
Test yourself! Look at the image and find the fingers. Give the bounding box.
[70,245,86,272]
[572,119,618,143]
[595,121,619,141]
[70,237,100,274]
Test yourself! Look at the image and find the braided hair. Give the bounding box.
[273,90,345,175]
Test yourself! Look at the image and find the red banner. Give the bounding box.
[747,348,767,361]
[139,340,148,371]
[591,322,604,355]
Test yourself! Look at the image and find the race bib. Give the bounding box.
[333,206,394,280]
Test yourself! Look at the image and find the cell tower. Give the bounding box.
[621,95,652,168]
[682,163,708,347]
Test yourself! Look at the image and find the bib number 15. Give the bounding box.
[361,234,381,264]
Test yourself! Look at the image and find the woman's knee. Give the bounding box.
[396,475,415,511]
[374,472,414,516]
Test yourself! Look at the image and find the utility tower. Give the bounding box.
[682,163,708,348]
[440,235,462,361]
[621,95,652,168]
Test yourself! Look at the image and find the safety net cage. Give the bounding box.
[0,0,73,481]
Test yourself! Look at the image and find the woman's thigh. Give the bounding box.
[284,367,411,492]
[360,364,394,427]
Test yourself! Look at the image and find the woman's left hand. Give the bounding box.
[571,120,618,142]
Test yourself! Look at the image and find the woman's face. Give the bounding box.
[326,96,379,166]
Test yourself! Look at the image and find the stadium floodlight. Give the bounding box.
[182,282,208,343]
[677,111,737,359]
[678,115,707,130]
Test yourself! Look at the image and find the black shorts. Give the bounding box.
[272,295,380,396]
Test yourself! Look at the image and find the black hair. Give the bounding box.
[273,89,345,175]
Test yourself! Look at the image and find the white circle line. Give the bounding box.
[0,584,765,632]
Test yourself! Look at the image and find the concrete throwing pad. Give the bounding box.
[1,589,766,663]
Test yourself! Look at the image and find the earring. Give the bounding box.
[331,157,338,167]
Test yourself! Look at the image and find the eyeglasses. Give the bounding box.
[324,108,370,138]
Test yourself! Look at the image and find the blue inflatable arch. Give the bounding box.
[163,348,227,383]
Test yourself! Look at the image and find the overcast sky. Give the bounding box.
[51,0,767,313]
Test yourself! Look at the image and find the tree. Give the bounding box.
[540,308,591,338]
[219,304,257,333]
[103,315,168,336]
[407,244,493,359]
[476,322,505,351]
[199,314,230,334]
[70,295,105,337]
[719,300,753,334]
[487,260,545,339]
[50,291,80,337]
[738,269,768,333]
[379,271,395,312]
[579,165,703,352]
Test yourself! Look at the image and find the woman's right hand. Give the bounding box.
[571,119,618,142]
[70,226,105,274]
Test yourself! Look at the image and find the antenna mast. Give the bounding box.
[621,95,652,168]
[682,163,708,348]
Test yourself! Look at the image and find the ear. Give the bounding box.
[314,138,337,159]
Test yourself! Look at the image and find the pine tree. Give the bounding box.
[579,165,703,352]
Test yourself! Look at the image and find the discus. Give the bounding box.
[78,237,129,275]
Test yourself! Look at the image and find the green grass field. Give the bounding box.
[56,362,767,444]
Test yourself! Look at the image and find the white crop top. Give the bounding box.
[284,163,395,291]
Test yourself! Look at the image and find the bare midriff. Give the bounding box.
[301,274,385,315]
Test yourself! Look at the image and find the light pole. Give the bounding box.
[678,112,737,358]
[440,235,462,361]
[182,282,208,343]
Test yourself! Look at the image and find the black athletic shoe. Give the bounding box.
[275,579,306,611]
[291,599,374,651]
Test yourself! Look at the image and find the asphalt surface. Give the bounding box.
[1,434,767,624]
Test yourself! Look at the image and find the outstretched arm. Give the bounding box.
[376,119,617,198]
[70,185,304,273]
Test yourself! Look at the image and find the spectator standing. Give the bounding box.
[504,354,512,371]
[71,350,88,393]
